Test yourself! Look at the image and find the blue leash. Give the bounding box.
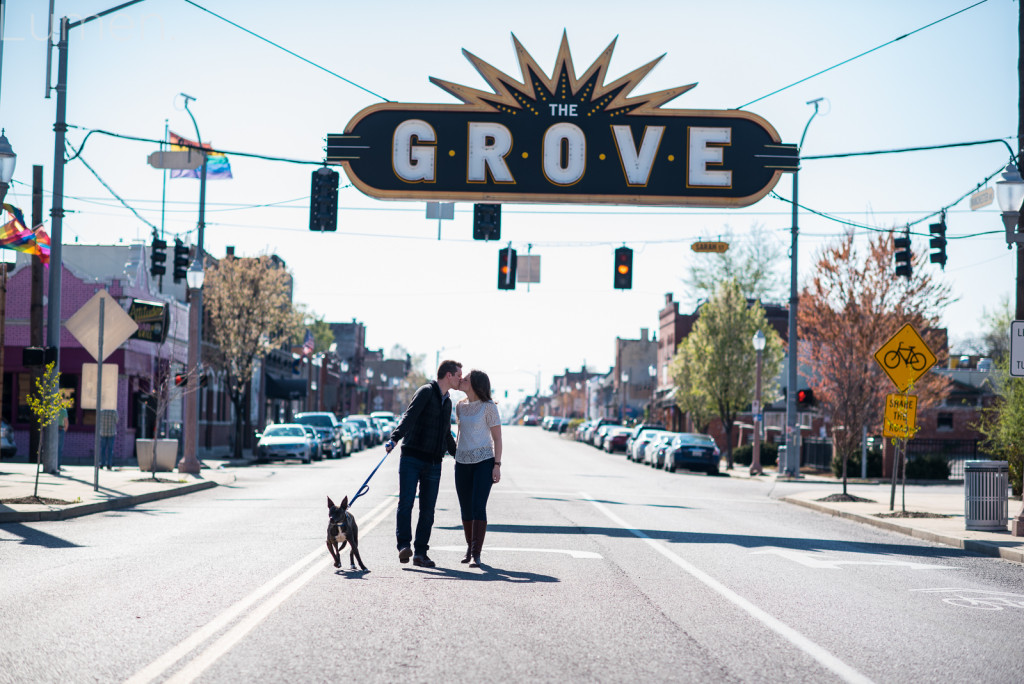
[348,447,393,507]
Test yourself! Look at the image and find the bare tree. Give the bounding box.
[203,254,303,459]
[683,223,787,303]
[800,229,953,496]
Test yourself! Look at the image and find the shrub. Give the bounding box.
[905,453,951,480]
[566,418,585,437]
[733,442,778,467]
[832,448,883,479]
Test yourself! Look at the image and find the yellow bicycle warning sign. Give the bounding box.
[874,324,937,392]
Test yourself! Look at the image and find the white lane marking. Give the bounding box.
[431,545,602,559]
[912,588,1024,610]
[126,494,396,684]
[581,491,876,684]
[752,547,960,571]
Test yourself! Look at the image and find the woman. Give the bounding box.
[454,369,503,567]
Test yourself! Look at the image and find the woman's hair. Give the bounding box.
[467,369,492,402]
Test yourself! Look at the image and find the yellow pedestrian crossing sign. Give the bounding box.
[874,324,937,392]
[883,393,918,439]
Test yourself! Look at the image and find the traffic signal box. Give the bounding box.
[614,247,633,289]
[893,230,912,279]
[797,388,815,408]
[473,203,501,241]
[929,220,947,269]
[497,247,517,290]
[172,239,190,282]
[150,237,167,277]
[310,167,339,232]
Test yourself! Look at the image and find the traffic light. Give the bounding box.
[929,220,947,269]
[150,236,167,278]
[173,239,190,282]
[796,388,815,408]
[473,203,501,241]
[310,167,339,232]
[497,247,517,290]
[614,246,633,289]
[893,230,912,279]
[174,373,187,387]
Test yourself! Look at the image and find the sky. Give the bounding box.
[0,0,1018,401]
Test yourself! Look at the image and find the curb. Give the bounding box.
[781,496,1024,565]
[0,480,218,524]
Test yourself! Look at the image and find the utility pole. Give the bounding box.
[1017,0,1023,320]
[31,166,45,464]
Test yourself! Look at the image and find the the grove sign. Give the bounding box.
[327,34,798,207]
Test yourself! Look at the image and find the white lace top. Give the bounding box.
[455,400,501,464]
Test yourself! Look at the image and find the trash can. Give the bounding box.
[964,460,1009,531]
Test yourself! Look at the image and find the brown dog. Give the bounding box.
[327,495,368,572]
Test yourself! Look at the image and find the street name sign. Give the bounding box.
[1011,320,1024,377]
[327,34,798,207]
[873,323,937,392]
[691,241,729,253]
[147,150,203,171]
[883,393,918,439]
[969,187,994,211]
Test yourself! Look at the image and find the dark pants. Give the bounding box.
[455,458,494,522]
[396,455,442,555]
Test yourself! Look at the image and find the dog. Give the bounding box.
[327,495,369,572]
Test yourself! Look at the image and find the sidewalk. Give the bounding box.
[0,460,239,523]
[733,467,1024,565]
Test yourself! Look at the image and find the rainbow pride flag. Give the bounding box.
[1,204,49,264]
[168,132,233,180]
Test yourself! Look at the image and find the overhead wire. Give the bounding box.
[736,0,990,109]
[181,0,391,102]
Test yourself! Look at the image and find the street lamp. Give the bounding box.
[366,367,374,413]
[620,371,630,423]
[179,253,204,475]
[648,364,657,424]
[785,97,823,478]
[0,130,16,204]
[996,162,1024,321]
[751,330,766,476]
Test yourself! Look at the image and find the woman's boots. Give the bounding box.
[469,520,487,567]
[461,520,473,564]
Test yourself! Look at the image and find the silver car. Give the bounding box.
[255,424,312,464]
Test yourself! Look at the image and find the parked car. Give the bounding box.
[625,422,665,458]
[342,419,368,451]
[522,414,539,426]
[300,425,324,461]
[575,420,596,441]
[603,426,632,453]
[294,412,344,458]
[338,424,356,455]
[1,420,16,459]
[664,433,722,475]
[645,432,678,468]
[592,423,622,450]
[629,429,670,463]
[347,415,381,446]
[586,418,620,445]
[255,424,312,463]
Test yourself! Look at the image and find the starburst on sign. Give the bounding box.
[428,32,697,118]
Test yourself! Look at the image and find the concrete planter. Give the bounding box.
[136,439,178,472]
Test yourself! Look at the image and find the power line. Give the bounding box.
[181,0,391,103]
[804,137,1017,163]
[736,0,990,109]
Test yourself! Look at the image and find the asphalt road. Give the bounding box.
[1,426,1022,683]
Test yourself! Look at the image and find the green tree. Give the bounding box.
[683,223,786,303]
[204,254,303,459]
[27,362,73,498]
[670,279,784,469]
[975,358,1024,495]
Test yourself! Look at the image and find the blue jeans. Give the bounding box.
[100,435,115,468]
[396,455,442,555]
[454,458,495,521]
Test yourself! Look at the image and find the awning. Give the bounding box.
[266,375,307,400]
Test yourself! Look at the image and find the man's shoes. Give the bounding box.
[398,546,412,564]
[412,554,436,568]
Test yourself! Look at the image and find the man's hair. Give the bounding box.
[437,359,462,379]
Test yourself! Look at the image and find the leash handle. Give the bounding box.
[348,447,393,507]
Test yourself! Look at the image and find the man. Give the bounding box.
[386,360,461,568]
[99,408,118,470]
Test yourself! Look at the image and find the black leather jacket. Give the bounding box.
[390,381,456,462]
